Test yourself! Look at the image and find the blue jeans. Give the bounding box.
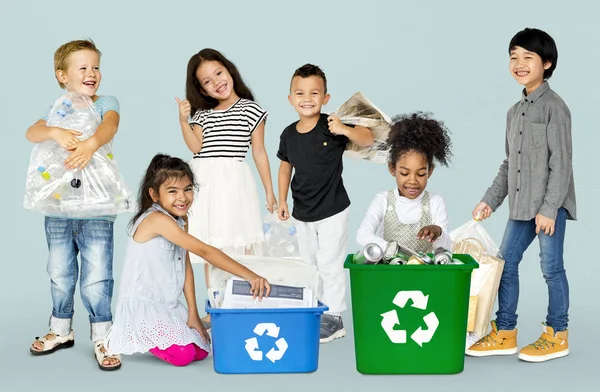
[496,208,569,332]
[45,217,114,341]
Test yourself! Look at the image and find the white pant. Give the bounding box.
[296,208,349,314]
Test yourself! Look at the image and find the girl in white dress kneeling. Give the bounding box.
[106,154,270,367]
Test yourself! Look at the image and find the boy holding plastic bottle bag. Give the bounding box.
[24,39,133,370]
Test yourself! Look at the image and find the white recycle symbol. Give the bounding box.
[244,323,288,363]
[380,290,439,347]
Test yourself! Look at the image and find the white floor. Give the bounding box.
[3,265,596,392]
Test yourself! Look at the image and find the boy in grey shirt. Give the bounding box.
[467,28,575,363]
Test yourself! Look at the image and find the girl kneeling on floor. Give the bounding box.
[105,154,270,366]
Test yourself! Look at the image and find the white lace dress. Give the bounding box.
[105,203,211,355]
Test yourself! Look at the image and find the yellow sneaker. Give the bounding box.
[466,320,518,356]
[518,323,569,362]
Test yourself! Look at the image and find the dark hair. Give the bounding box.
[291,64,328,94]
[185,48,255,114]
[387,112,452,168]
[129,154,196,229]
[509,28,558,79]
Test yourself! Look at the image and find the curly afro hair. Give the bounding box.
[387,112,452,168]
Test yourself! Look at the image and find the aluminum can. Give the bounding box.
[389,257,406,265]
[353,243,383,264]
[418,252,434,264]
[406,255,426,265]
[383,241,400,262]
[396,244,432,263]
[434,248,453,265]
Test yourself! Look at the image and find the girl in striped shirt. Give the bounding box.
[176,49,276,327]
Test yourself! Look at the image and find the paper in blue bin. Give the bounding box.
[221,279,314,309]
[231,279,304,299]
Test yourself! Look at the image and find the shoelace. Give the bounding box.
[321,315,341,332]
[530,336,555,351]
[476,333,503,346]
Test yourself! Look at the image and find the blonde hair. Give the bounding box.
[54,39,102,89]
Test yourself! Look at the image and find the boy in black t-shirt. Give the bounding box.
[277,64,373,343]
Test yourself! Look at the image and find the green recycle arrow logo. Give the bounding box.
[380,290,440,347]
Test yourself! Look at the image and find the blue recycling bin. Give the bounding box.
[206,301,328,374]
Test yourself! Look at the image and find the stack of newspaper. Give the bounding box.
[207,255,320,310]
[211,278,316,309]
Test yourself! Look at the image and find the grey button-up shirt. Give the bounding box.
[482,82,576,221]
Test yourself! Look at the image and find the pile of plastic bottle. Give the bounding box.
[262,212,300,258]
[23,93,135,217]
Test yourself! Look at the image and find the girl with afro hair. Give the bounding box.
[356,112,453,254]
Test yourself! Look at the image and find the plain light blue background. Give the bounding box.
[1,0,598,391]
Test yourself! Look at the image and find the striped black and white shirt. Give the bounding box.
[189,98,267,160]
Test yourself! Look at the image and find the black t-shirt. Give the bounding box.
[277,113,351,222]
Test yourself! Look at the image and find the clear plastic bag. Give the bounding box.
[23,93,135,217]
[449,219,501,258]
[332,92,392,164]
[450,220,505,350]
[261,212,300,258]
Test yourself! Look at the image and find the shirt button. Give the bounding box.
[522,113,525,116]
[520,131,522,135]
[518,151,521,154]
[518,170,521,173]
[178,257,181,260]
[517,188,520,191]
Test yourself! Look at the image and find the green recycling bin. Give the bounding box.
[345,253,478,374]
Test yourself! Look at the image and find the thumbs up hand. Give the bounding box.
[175,97,192,124]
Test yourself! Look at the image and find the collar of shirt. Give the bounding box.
[520,81,550,105]
[396,189,425,204]
[152,203,186,228]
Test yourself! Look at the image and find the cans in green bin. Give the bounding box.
[383,241,399,263]
[344,253,479,374]
[406,255,425,265]
[421,253,433,264]
[395,243,433,264]
[434,248,453,265]
[353,243,383,264]
[389,256,406,265]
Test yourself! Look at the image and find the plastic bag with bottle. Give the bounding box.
[450,219,505,350]
[23,92,135,217]
[261,212,300,258]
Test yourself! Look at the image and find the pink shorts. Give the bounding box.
[149,343,209,367]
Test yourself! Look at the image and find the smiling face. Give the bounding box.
[149,176,194,218]
[56,49,101,97]
[389,150,433,199]
[288,75,330,119]
[509,46,551,93]
[196,60,237,104]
